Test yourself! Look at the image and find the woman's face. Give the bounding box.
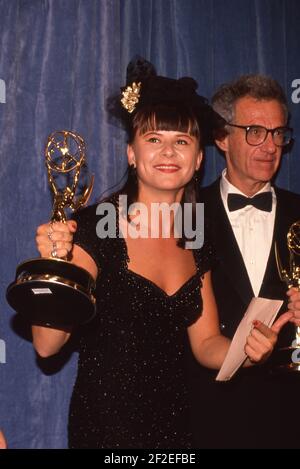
[127,129,202,195]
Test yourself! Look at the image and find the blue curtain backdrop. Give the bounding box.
[0,0,300,448]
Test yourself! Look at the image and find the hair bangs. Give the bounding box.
[131,104,201,143]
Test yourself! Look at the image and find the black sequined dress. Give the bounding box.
[68,197,213,449]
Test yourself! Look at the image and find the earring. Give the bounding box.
[193,169,201,184]
[129,163,137,179]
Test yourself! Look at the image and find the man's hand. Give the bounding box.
[287,287,300,326]
[245,312,293,363]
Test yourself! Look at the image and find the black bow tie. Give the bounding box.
[227,192,272,212]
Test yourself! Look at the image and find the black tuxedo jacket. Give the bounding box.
[188,179,300,448]
[201,179,300,344]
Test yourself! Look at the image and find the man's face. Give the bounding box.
[216,96,286,195]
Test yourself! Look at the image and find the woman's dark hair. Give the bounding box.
[128,103,203,145]
[109,56,224,247]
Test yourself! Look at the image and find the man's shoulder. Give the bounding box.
[199,178,221,200]
[274,186,300,213]
[274,186,300,222]
[274,185,300,202]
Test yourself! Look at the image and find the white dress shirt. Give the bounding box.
[220,169,276,297]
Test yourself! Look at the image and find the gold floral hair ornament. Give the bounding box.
[121,81,141,113]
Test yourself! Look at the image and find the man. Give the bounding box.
[190,74,300,448]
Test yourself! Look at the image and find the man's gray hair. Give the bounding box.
[212,74,288,126]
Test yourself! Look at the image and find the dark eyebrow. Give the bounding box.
[142,131,194,141]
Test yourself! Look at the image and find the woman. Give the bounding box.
[33,58,290,448]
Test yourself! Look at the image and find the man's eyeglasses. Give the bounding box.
[226,123,293,147]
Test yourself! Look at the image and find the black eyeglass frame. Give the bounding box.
[226,123,293,147]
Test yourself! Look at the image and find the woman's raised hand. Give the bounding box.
[35,220,77,259]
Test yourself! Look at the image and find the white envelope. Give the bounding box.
[216,297,283,382]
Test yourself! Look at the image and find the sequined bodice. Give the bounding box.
[68,198,213,449]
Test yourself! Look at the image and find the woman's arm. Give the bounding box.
[32,324,72,358]
[187,271,230,369]
[188,271,292,369]
[32,221,98,357]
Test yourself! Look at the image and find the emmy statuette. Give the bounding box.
[275,221,300,371]
[6,130,96,327]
